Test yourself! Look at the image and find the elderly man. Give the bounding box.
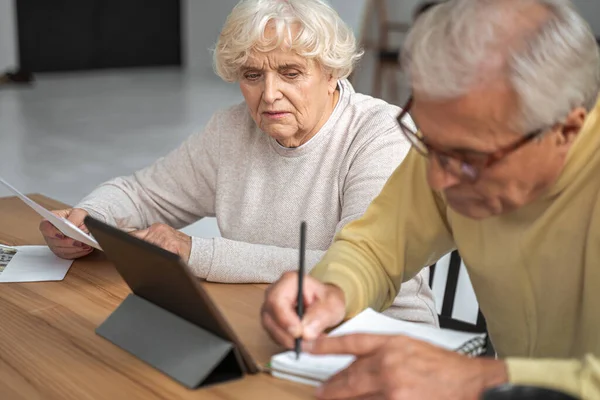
[261,0,600,399]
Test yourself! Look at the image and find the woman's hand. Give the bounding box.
[130,223,192,262]
[39,208,94,259]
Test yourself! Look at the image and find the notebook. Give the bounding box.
[270,308,487,386]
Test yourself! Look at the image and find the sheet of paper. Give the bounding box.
[0,245,73,283]
[271,308,486,383]
[0,177,101,250]
[271,369,321,387]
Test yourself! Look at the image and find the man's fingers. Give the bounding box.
[266,273,303,337]
[261,310,295,349]
[307,334,392,356]
[300,301,344,341]
[268,298,302,338]
[316,355,382,400]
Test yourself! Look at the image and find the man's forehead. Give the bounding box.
[410,86,522,152]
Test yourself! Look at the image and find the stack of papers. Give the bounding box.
[0,244,73,283]
[270,308,486,386]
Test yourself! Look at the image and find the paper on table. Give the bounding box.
[0,177,101,250]
[270,308,487,386]
[0,245,73,283]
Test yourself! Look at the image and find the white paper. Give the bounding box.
[0,245,73,283]
[271,308,486,384]
[0,177,101,250]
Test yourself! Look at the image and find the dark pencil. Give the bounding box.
[295,221,306,360]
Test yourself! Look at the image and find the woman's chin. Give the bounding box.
[267,132,300,147]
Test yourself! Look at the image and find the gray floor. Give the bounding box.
[0,68,244,237]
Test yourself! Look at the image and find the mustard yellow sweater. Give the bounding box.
[311,100,600,399]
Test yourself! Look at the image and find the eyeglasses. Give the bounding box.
[397,96,545,182]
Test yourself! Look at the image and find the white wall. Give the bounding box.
[180,0,423,75]
[182,0,240,75]
[572,0,600,36]
[0,0,17,71]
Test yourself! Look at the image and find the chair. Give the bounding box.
[370,0,410,103]
[430,250,495,357]
[363,1,441,103]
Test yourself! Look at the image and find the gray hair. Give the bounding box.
[213,0,363,82]
[402,0,600,132]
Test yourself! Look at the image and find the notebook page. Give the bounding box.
[271,308,485,382]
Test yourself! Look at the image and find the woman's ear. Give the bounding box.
[327,75,338,95]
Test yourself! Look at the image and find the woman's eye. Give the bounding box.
[244,73,261,81]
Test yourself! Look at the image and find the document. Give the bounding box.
[0,244,73,283]
[270,308,487,387]
[0,177,101,250]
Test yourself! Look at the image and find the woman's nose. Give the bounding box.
[262,75,283,104]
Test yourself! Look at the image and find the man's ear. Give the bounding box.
[558,106,587,146]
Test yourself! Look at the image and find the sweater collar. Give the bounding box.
[541,97,600,200]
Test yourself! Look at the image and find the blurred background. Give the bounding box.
[1,0,599,238]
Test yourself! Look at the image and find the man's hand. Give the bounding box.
[131,223,192,262]
[39,208,94,259]
[261,271,346,349]
[307,334,508,400]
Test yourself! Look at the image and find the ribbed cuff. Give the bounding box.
[188,237,215,279]
[506,357,581,397]
[310,262,366,319]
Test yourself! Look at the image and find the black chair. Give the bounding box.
[370,1,441,102]
[429,250,495,357]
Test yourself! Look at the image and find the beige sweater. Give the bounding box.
[77,79,438,325]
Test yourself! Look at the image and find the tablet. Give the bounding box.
[84,216,260,377]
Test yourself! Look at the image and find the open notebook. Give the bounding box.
[270,308,486,387]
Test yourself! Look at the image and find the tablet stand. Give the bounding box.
[96,293,244,389]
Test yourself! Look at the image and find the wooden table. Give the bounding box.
[0,195,314,399]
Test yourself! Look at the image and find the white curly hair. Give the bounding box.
[213,0,363,82]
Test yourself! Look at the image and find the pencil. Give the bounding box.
[295,221,306,360]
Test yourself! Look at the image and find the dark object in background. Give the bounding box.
[481,384,579,400]
[16,0,181,73]
[373,1,443,101]
[414,1,441,19]
[376,1,441,62]
[0,68,34,86]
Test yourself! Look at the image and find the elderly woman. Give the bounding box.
[39,0,437,325]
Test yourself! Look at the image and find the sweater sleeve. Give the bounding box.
[310,149,456,317]
[506,355,600,399]
[75,112,222,230]
[185,120,413,284]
